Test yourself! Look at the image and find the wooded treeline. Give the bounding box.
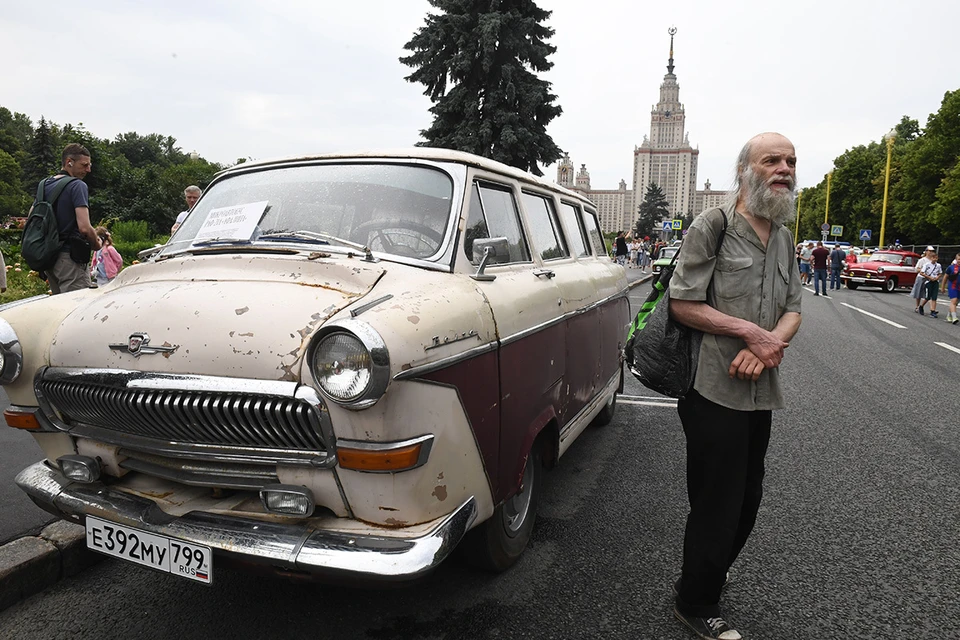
[797,89,960,245]
[0,106,223,236]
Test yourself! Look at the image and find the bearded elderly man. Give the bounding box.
[668,132,802,640]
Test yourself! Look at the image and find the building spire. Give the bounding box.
[667,26,676,75]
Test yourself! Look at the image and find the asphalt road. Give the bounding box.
[0,389,55,545]
[0,282,958,639]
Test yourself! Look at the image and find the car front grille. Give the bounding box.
[35,368,336,467]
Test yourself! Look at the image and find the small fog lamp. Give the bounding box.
[57,455,101,483]
[260,484,315,516]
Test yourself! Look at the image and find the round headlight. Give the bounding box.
[0,318,23,385]
[313,332,372,402]
[877,267,884,274]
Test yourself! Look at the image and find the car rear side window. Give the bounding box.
[558,202,590,257]
[520,192,567,261]
[582,209,606,256]
[465,182,531,264]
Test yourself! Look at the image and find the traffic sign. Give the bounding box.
[672,219,683,230]
[662,221,672,232]
[830,225,843,236]
[859,229,872,241]
[820,223,830,232]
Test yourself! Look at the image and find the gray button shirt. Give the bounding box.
[670,206,802,411]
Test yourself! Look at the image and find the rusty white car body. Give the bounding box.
[0,149,628,584]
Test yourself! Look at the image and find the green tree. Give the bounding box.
[636,183,669,237]
[22,116,59,189]
[400,0,563,175]
[0,149,30,218]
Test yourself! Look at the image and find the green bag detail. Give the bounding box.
[20,176,76,272]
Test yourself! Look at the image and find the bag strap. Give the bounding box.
[667,207,728,269]
[35,176,76,206]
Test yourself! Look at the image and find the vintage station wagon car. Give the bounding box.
[0,150,628,584]
[841,249,921,292]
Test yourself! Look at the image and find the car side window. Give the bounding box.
[520,192,567,261]
[558,202,590,257]
[581,209,606,256]
[904,257,914,266]
[465,182,531,265]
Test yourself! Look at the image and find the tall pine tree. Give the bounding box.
[400,0,563,176]
[636,183,670,237]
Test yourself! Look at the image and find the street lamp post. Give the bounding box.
[879,130,896,248]
[824,170,833,226]
[794,189,802,244]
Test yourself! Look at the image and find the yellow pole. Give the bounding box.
[879,134,895,248]
[824,171,833,226]
[794,190,802,244]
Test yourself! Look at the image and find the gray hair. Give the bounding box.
[723,140,753,210]
[184,185,202,196]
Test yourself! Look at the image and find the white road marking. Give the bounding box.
[935,342,960,355]
[840,302,907,329]
[619,399,677,408]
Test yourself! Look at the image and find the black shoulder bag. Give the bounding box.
[624,209,729,398]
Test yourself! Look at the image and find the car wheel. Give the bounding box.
[592,385,618,427]
[846,281,859,290]
[883,277,897,293]
[462,438,543,572]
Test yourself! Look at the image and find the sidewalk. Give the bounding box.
[624,265,654,290]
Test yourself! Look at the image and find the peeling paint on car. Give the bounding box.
[235,307,249,315]
[407,315,420,325]
[432,485,448,501]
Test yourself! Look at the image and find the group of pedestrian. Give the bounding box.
[614,232,659,271]
[23,143,204,296]
[912,245,960,323]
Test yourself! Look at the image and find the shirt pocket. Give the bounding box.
[713,256,754,301]
[776,260,790,307]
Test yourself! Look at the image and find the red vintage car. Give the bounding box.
[841,250,922,292]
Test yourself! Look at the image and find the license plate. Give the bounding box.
[851,277,867,282]
[85,516,213,584]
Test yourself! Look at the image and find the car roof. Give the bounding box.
[215,148,596,208]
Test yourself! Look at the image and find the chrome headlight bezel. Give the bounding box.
[308,319,390,410]
[0,318,23,385]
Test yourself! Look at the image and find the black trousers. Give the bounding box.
[675,389,772,617]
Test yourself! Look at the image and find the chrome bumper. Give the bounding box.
[16,461,477,582]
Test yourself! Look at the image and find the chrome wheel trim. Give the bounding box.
[502,453,535,537]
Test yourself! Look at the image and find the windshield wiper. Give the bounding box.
[191,238,253,247]
[257,231,377,262]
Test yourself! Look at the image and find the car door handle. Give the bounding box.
[533,269,555,279]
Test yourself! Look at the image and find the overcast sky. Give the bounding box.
[3,0,958,193]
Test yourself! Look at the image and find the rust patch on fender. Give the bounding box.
[383,518,408,527]
[235,307,249,315]
[432,485,448,501]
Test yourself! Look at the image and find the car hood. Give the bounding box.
[49,253,385,381]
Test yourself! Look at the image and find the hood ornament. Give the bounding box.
[109,332,178,357]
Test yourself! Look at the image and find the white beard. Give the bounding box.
[743,167,796,225]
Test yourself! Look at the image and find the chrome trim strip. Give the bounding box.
[393,341,498,381]
[500,287,628,347]
[337,434,434,473]
[350,294,394,317]
[558,371,620,443]
[15,461,478,582]
[0,294,48,313]
[0,317,23,384]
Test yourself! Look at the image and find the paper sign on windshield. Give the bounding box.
[195,201,268,241]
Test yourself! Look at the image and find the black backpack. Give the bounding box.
[21,176,76,272]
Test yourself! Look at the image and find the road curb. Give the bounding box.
[0,520,102,612]
[627,273,653,289]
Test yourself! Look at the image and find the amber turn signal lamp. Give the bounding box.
[338,443,423,472]
[4,409,42,430]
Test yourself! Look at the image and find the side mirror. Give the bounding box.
[472,237,510,265]
[470,237,510,282]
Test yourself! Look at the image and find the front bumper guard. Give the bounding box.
[16,461,477,582]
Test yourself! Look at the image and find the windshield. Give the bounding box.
[869,252,903,264]
[164,163,454,260]
[659,247,679,260]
